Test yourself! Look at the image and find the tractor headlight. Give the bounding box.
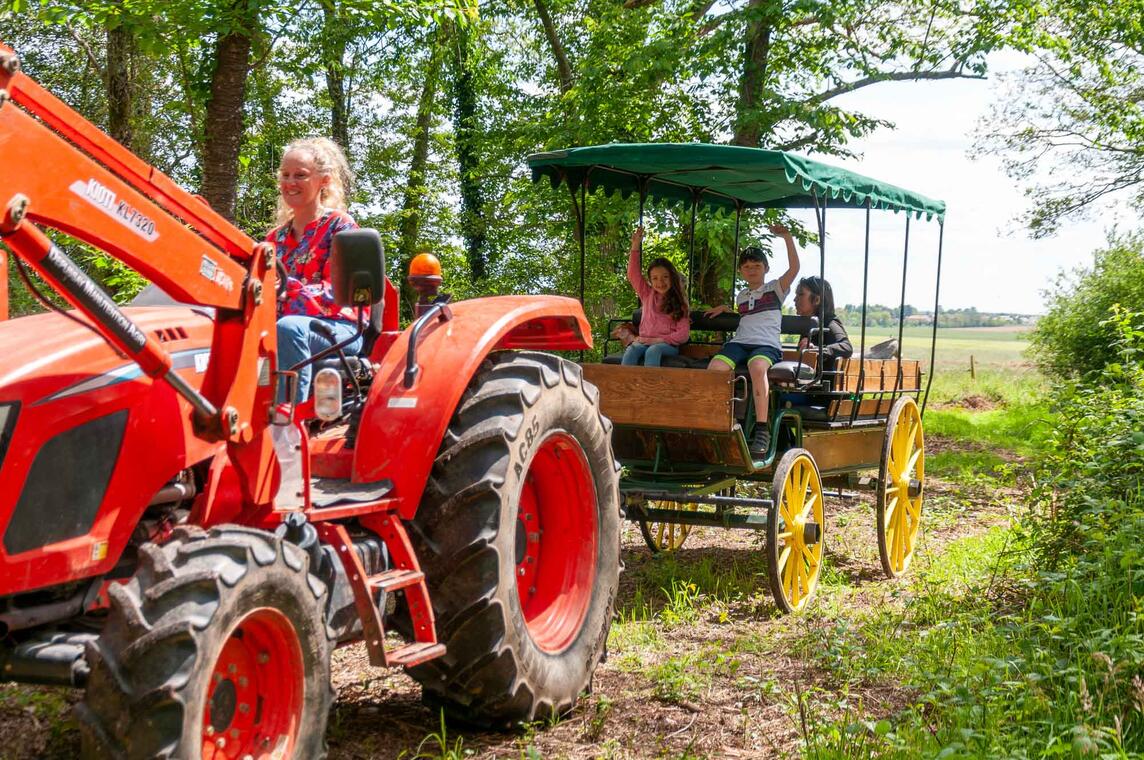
[0,402,18,470]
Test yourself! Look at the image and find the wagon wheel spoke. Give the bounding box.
[800,543,816,566]
[798,492,818,522]
[905,448,923,478]
[883,495,899,530]
[796,551,805,604]
[894,499,908,569]
[780,495,797,528]
[782,549,795,598]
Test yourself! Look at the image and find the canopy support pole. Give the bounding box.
[687,193,698,304]
[638,177,648,271]
[850,202,873,425]
[579,179,587,307]
[810,192,827,386]
[731,203,743,302]
[891,215,912,403]
[564,169,588,360]
[922,222,944,416]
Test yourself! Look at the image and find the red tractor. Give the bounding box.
[0,46,620,758]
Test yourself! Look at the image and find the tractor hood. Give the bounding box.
[0,305,218,597]
[0,305,214,403]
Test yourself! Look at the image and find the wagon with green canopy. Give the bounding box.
[527,143,945,613]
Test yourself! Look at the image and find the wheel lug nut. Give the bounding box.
[215,737,226,749]
[239,703,250,714]
[258,652,270,664]
[518,567,526,576]
[227,664,237,674]
[205,726,215,736]
[238,676,248,688]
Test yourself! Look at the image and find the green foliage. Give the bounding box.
[402,710,469,759]
[800,308,1144,757]
[975,0,1144,235]
[1028,234,1144,379]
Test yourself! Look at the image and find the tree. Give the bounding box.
[975,0,1144,237]
[1029,233,1144,379]
[200,1,260,221]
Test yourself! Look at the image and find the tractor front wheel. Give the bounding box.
[407,351,621,725]
[78,525,333,759]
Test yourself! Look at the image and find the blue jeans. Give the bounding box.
[621,342,680,367]
[277,316,363,401]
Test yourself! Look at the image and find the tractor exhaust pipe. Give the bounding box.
[0,632,94,687]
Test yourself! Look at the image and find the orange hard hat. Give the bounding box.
[409,252,442,278]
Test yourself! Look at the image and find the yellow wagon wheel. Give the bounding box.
[637,500,700,553]
[877,397,925,578]
[765,449,825,613]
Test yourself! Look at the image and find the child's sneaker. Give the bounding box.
[749,426,770,458]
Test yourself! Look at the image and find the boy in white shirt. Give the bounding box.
[704,224,801,458]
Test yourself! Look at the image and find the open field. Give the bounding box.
[826,325,1033,372]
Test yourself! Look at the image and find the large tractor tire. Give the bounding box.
[406,350,621,725]
[77,525,334,759]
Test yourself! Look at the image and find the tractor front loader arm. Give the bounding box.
[0,45,280,508]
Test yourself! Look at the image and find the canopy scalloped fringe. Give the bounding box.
[528,143,945,223]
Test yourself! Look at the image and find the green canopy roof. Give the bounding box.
[528,143,945,222]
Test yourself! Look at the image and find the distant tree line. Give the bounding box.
[835,305,1033,328]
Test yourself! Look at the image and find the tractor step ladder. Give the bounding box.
[315,513,444,668]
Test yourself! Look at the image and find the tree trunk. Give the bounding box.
[453,23,487,283]
[322,2,350,150]
[397,28,447,318]
[106,21,135,151]
[533,0,573,93]
[731,0,773,147]
[200,19,254,221]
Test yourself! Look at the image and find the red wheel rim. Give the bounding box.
[516,431,598,653]
[201,607,303,759]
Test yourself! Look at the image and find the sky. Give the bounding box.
[771,52,1135,316]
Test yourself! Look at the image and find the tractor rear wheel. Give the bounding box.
[78,525,333,759]
[406,350,621,725]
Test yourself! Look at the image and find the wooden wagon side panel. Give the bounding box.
[802,426,884,475]
[610,428,751,469]
[580,364,735,432]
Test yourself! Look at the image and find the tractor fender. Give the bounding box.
[353,295,592,519]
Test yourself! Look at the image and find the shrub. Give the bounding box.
[1029,234,1144,379]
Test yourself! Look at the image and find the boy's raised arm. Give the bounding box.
[770,223,800,293]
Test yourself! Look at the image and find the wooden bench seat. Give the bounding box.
[828,357,921,416]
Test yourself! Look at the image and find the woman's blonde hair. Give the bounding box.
[274,136,354,225]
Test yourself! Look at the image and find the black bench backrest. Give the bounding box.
[628,308,817,339]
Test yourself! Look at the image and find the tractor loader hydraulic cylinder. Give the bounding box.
[1,199,218,420]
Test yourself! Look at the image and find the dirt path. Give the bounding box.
[0,435,1024,760]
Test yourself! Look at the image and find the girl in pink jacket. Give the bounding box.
[622,227,690,366]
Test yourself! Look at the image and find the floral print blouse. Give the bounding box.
[268,209,361,322]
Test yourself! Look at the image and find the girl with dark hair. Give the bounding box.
[793,276,853,368]
[622,227,690,366]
